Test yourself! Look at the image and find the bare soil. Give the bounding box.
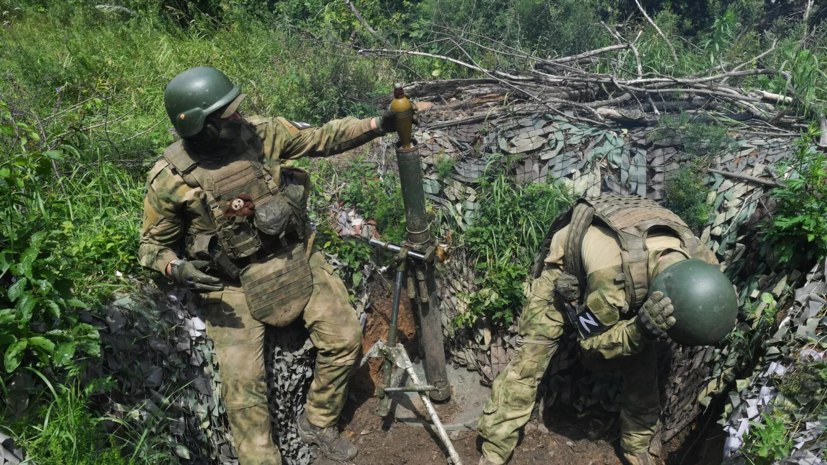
[314,401,723,465]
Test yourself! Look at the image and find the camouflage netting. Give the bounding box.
[722,259,827,464]
[368,80,813,449]
[86,285,318,465]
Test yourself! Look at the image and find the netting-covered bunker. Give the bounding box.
[52,78,820,465]
[392,79,806,452]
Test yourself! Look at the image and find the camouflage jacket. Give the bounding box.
[545,224,698,360]
[138,115,379,274]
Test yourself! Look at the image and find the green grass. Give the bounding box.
[3,371,150,465]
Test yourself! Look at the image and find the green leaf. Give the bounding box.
[8,278,28,302]
[54,342,75,366]
[28,336,55,354]
[44,299,61,319]
[0,309,15,325]
[42,150,64,161]
[29,231,47,247]
[15,293,35,322]
[174,444,191,459]
[352,271,363,288]
[5,339,27,373]
[68,298,88,309]
[20,247,38,269]
[0,252,10,276]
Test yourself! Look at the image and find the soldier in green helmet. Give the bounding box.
[139,66,406,464]
[477,194,738,465]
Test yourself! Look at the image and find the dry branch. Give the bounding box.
[633,0,678,62]
[358,30,811,131]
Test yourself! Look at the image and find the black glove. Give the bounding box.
[377,103,419,134]
[169,260,224,292]
[635,291,675,339]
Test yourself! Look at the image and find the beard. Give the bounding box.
[184,118,245,163]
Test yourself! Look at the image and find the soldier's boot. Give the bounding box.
[297,412,357,461]
[479,454,505,465]
[622,450,657,465]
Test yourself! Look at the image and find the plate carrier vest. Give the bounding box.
[532,194,716,310]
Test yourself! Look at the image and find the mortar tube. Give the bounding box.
[395,141,451,402]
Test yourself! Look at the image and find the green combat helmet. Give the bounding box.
[165,67,241,138]
[649,259,738,346]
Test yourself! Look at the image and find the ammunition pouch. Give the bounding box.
[218,216,263,260]
[240,242,313,327]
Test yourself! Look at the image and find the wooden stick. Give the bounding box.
[344,0,391,47]
[707,168,784,188]
[549,44,629,64]
[633,0,678,62]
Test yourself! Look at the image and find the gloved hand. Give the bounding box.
[377,102,419,134]
[635,291,675,339]
[554,272,580,302]
[169,259,224,292]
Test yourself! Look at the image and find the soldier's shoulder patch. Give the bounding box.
[275,117,312,137]
[290,120,313,130]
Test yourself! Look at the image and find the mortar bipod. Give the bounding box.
[360,239,463,465]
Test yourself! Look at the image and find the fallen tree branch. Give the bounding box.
[549,44,630,64]
[708,168,784,188]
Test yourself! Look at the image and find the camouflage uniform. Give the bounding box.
[139,115,381,465]
[478,223,701,464]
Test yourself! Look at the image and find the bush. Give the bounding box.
[664,166,712,234]
[763,125,827,267]
[742,413,794,465]
[0,118,104,379]
[460,170,572,326]
[339,157,408,244]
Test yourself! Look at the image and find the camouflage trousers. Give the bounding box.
[477,269,660,464]
[201,248,362,465]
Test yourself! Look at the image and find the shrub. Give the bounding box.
[763,125,827,267]
[741,413,794,465]
[460,170,572,326]
[664,166,712,234]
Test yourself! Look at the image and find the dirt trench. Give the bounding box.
[313,278,725,465]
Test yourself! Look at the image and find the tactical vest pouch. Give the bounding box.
[219,217,262,260]
[240,242,313,327]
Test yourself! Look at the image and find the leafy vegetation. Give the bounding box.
[657,115,733,233]
[460,168,572,326]
[339,157,408,244]
[7,373,142,465]
[663,166,713,234]
[763,125,827,267]
[742,413,794,465]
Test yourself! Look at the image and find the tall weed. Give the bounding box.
[763,125,827,267]
[460,170,572,326]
